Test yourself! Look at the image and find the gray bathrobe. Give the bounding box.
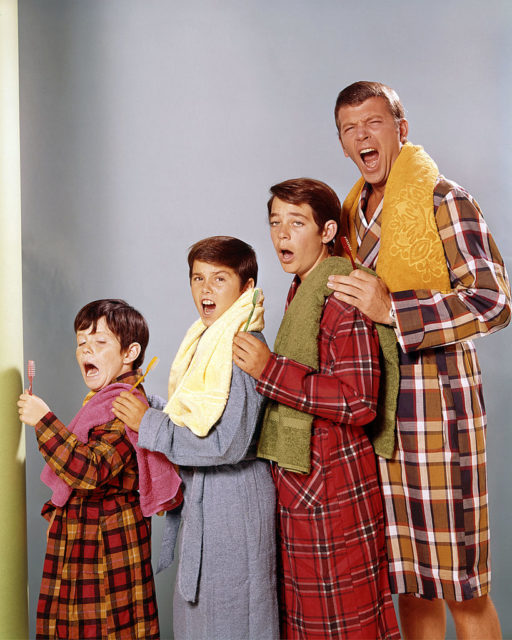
[138,354,278,640]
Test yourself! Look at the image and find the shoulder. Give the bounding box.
[434,176,482,215]
[323,294,374,334]
[248,330,267,346]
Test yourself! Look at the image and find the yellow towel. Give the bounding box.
[164,288,264,436]
[341,142,451,292]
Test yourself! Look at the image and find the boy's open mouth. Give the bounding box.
[84,363,99,377]
[280,249,294,264]
[202,299,216,315]
[360,148,379,169]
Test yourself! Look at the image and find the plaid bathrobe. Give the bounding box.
[35,371,159,639]
[257,281,399,640]
[353,178,511,601]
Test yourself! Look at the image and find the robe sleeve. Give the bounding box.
[392,185,511,353]
[256,299,379,426]
[137,364,266,467]
[35,412,134,490]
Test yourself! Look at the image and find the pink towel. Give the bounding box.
[40,383,182,516]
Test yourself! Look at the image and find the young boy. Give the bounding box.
[18,299,181,640]
[112,236,278,640]
[233,179,400,639]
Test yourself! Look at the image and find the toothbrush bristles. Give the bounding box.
[28,360,35,395]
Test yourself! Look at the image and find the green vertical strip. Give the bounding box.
[0,0,29,637]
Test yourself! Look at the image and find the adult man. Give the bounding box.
[327,81,510,640]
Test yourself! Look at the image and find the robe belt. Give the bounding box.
[157,469,205,604]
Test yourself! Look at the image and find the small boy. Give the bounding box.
[18,299,181,640]
[233,179,400,639]
[112,236,278,640]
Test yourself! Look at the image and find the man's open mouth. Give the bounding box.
[360,148,379,168]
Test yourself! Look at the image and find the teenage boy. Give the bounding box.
[233,179,399,639]
[112,237,278,640]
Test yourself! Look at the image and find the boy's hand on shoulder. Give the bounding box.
[17,392,50,427]
[112,391,148,432]
[233,332,271,380]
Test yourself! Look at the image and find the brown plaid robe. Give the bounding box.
[34,371,159,639]
[353,177,511,601]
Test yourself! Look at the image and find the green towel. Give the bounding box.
[257,256,399,474]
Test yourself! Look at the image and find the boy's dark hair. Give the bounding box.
[74,299,149,370]
[334,80,406,134]
[188,236,258,286]
[267,178,341,252]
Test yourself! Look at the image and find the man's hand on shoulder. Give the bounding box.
[327,270,393,325]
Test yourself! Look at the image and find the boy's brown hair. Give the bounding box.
[74,299,149,370]
[187,236,258,286]
[267,177,341,253]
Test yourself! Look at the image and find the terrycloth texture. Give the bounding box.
[164,287,264,436]
[340,142,451,292]
[137,358,279,640]
[40,383,182,516]
[257,257,399,473]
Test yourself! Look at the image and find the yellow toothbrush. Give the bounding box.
[243,289,261,331]
[129,356,159,392]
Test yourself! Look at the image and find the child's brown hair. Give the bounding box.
[74,299,149,370]
[187,236,258,286]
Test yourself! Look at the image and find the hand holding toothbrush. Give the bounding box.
[17,359,51,426]
[17,392,51,427]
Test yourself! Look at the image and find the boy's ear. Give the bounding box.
[322,220,338,245]
[241,278,255,293]
[123,342,141,365]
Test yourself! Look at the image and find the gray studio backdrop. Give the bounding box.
[18,1,512,638]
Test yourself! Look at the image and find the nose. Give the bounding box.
[81,341,93,354]
[278,224,290,240]
[354,122,368,140]
[201,279,212,293]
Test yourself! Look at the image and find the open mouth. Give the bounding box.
[280,249,294,264]
[84,363,99,377]
[202,299,216,316]
[360,148,379,169]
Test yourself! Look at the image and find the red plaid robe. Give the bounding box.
[354,178,511,601]
[35,371,160,640]
[257,281,399,639]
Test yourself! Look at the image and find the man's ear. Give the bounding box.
[322,220,338,245]
[399,118,409,144]
[241,278,255,293]
[124,342,141,365]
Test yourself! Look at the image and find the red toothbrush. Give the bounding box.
[340,236,357,270]
[27,360,35,395]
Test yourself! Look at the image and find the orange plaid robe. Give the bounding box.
[35,371,160,639]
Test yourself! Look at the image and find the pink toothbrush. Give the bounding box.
[28,360,35,395]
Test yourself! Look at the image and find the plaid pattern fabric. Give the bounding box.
[355,177,511,601]
[258,290,399,639]
[34,372,159,639]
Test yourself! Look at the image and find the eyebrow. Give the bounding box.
[270,211,309,220]
[342,113,384,127]
[191,269,231,277]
